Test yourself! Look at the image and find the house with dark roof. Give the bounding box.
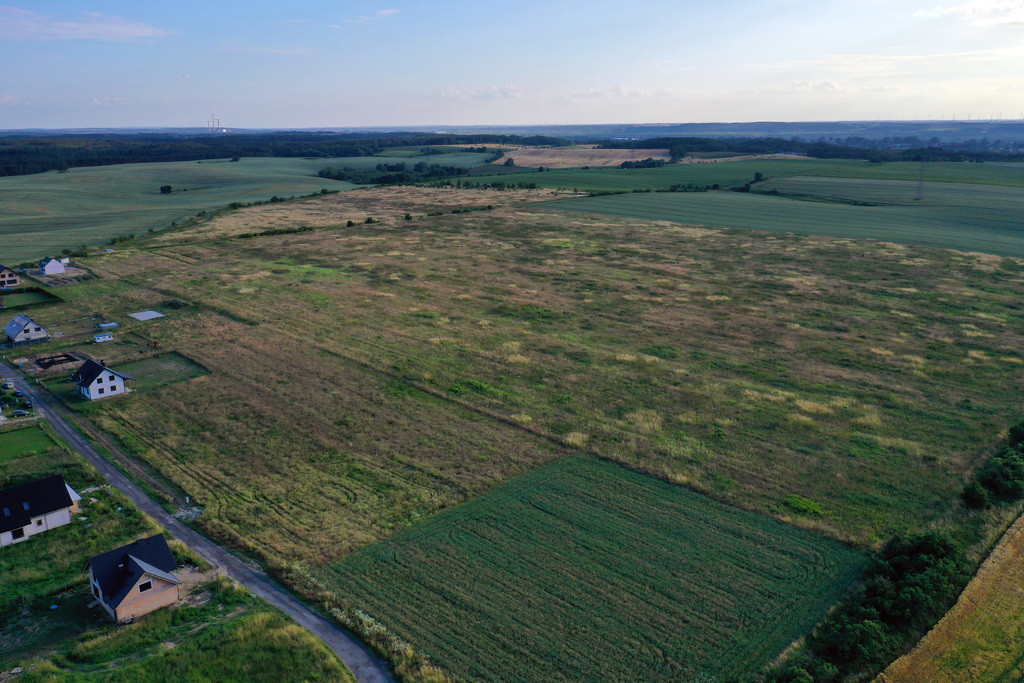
[71,359,133,401]
[40,257,65,276]
[87,534,181,622]
[0,475,82,547]
[0,265,21,289]
[4,314,49,345]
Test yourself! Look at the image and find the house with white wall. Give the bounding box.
[40,257,65,276]
[87,534,182,622]
[4,314,49,345]
[71,359,133,401]
[0,475,82,547]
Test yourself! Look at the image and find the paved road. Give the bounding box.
[9,370,394,683]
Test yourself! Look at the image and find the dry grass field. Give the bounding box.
[501,145,670,168]
[879,510,1024,683]
[38,185,1023,571]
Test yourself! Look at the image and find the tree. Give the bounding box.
[504,157,515,166]
[160,185,172,194]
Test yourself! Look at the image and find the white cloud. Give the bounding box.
[441,84,522,100]
[377,9,400,18]
[916,1,1024,27]
[0,6,174,41]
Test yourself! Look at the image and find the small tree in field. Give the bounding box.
[504,157,515,166]
[160,185,172,194]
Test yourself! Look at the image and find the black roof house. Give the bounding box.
[71,359,133,387]
[0,475,79,534]
[87,534,180,610]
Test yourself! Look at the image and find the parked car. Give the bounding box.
[23,400,32,409]
[12,409,29,417]
[2,381,13,389]
[13,390,24,397]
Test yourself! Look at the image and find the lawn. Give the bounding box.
[464,158,1024,192]
[115,352,208,391]
[546,184,1024,258]
[0,289,60,310]
[319,456,865,681]
[0,424,57,464]
[16,581,353,683]
[0,151,494,262]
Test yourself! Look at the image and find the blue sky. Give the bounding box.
[1,1,1022,128]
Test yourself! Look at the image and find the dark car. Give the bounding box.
[11,409,29,417]
[23,400,32,408]
[13,390,24,397]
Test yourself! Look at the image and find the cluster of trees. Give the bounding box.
[619,158,666,169]
[771,533,968,682]
[318,163,468,185]
[0,132,554,177]
[436,179,539,190]
[962,421,1024,508]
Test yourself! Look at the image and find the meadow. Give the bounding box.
[0,151,493,262]
[115,352,208,391]
[548,183,1024,257]
[319,456,864,681]
[465,158,1024,192]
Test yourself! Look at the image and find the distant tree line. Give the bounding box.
[597,135,1024,163]
[619,158,666,169]
[0,132,559,177]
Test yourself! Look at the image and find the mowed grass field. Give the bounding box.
[0,151,494,262]
[0,424,55,464]
[116,352,208,391]
[879,510,1024,683]
[320,456,864,681]
[467,158,1024,192]
[548,181,1024,257]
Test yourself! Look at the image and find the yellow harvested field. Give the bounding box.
[502,146,670,168]
[878,512,1024,682]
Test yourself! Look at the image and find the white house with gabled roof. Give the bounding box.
[71,359,133,401]
[4,314,49,345]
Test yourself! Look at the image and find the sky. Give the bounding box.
[0,0,1022,128]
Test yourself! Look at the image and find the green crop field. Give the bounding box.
[115,352,208,391]
[0,151,493,263]
[547,183,1024,258]
[319,456,865,681]
[468,158,1024,192]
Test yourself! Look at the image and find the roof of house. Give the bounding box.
[71,359,133,387]
[40,257,60,266]
[0,474,80,534]
[4,314,38,338]
[87,534,180,609]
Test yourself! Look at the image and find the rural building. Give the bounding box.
[71,359,133,400]
[0,475,82,547]
[39,258,65,276]
[86,534,182,622]
[4,314,50,345]
[0,266,21,289]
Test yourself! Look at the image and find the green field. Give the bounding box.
[467,158,1024,192]
[1,289,60,310]
[0,424,56,464]
[115,352,208,391]
[547,183,1024,257]
[319,456,865,681]
[0,151,493,262]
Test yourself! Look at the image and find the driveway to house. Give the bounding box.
[8,370,395,683]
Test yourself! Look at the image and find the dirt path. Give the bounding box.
[8,368,395,683]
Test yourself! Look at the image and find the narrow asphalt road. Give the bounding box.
[9,370,395,683]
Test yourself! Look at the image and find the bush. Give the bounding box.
[160,185,172,194]
[961,481,991,508]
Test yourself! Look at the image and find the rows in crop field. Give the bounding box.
[757,175,1024,210]
[548,190,1024,258]
[320,457,864,681]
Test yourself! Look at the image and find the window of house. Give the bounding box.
[98,387,105,394]
[138,580,152,593]
[23,502,29,510]
[97,376,103,383]
[33,327,40,332]
[108,375,115,381]
[2,508,9,517]
[11,528,24,539]
[36,519,43,526]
